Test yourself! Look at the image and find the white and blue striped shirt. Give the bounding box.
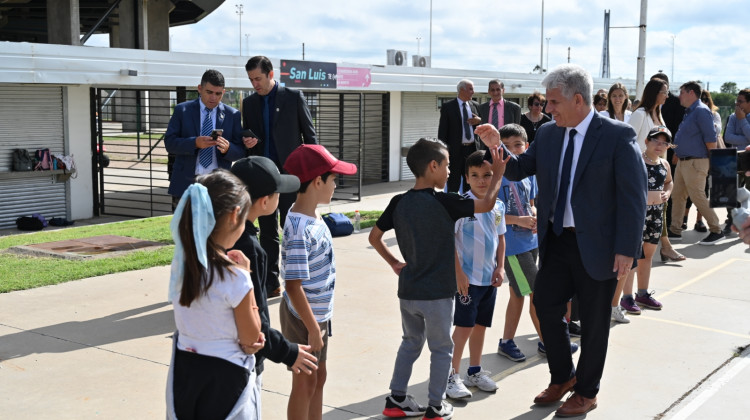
[281,212,336,322]
[454,191,506,286]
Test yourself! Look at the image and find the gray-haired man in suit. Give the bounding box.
[476,64,646,417]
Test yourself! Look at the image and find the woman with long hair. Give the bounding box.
[600,82,632,123]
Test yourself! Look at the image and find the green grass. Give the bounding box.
[0,211,381,293]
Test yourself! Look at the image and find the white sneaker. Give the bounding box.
[464,369,498,392]
[446,371,472,399]
[611,306,631,324]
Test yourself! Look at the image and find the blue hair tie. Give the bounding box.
[168,184,216,303]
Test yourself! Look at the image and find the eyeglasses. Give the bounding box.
[737,100,748,105]
[648,140,673,148]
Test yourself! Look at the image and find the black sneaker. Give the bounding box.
[723,224,734,236]
[422,401,453,420]
[699,232,725,246]
[568,321,582,337]
[667,230,682,241]
[383,395,427,418]
[694,221,708,232]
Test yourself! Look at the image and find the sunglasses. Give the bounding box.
[530,102,544,107]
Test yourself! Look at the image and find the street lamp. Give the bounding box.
[417,36,422,56]
[539,0,545,74]
[235,4,244,56]
[245,33,250,56]
[545,37,551,73]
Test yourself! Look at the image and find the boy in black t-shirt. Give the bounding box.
[370,138,507,419]
[229,157,319,407]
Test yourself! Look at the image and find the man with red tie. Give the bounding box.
[479,79,522,132]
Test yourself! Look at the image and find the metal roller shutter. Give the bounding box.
[0,85,67,229]
[400,92,441,180]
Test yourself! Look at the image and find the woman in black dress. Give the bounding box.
[519,92,551,144]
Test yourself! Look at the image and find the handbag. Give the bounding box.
[322,213,354,237]
[12,149,33,171]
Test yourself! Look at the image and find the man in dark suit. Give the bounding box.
[438,79,481,192]
[242,56,318,297]
[478,79,521,131]
[477,64,646,417]
[165,69,244,208]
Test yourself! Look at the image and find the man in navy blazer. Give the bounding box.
[242,56,318,297]
[438,79,481,192]
[477,64,646,417]
[165,69,244,207]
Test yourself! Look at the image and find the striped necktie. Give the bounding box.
[491,102,499,129]
[199,107,214,168]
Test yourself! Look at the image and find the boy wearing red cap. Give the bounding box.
[280,144,357,420]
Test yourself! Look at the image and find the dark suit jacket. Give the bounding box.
[242,85,317,165]
[438,98,480,169]
[478,99,522,128]
[164,99,244,197]
[502,111,647,280]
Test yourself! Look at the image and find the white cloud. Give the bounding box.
[90,0,750,90]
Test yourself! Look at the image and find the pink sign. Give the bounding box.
[337,67,371,88]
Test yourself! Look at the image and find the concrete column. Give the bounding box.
[388,91,402,181]
[64,86,94,221]
[47,0,81,45]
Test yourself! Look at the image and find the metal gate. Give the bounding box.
[91,87,174,217]
[92,88,389,216]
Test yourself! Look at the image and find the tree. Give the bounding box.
[720,82,738,95]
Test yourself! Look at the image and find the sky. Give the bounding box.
[91,0,750,92]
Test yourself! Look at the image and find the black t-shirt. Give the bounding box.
[377,188,474,300]
[231,221,298,373]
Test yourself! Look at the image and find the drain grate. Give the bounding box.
[7,235,166,260]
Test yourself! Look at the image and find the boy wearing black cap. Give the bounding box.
[229,156,319,411]
[280,144,358,420]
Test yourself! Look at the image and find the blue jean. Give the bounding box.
[389,297,454,407]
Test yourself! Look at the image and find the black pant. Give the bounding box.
[173,349,250,420]
[533,229,617,399]
[447,144,476,193]
[257,190,296,293]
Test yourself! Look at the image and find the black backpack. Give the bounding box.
[12,149,32,171]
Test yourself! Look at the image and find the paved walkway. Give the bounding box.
[1,181,749,419]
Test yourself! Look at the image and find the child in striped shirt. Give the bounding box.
[446,150,506,400]
[280,144,357,420]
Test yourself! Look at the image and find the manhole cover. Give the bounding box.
[7,235,166,260]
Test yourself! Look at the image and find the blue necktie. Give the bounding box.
[553,129,577,236]
[462,102,471,141]
[199,108,214,168]
[491,102,499,129]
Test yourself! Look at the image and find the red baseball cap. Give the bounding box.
[283,144,357,183]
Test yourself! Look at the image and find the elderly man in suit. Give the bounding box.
[479,79,521,131]
[165,69,244,208]
[242,55,318,297]
[476,64,646,417]
[438,79,481,192]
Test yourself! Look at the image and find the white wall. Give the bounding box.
[64,86,93,220]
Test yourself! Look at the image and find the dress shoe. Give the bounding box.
[533,376,576,405]
[555,392,597,417]
[660,248,686,262]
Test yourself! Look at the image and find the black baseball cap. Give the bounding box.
[231,156,300,199]
[647,126,673,143]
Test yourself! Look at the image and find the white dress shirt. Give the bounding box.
[553,108,595,228]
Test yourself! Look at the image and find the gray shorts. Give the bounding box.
[504,248,539,297]
[279,298,328,365]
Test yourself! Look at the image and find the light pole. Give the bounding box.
[417,36,422,56]
[245,33,250,56]
[671,34,676,84]
[539,0,545,74]
[235,4,244,56]
[545,37,551,72]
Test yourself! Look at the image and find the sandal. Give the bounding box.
[660,248,686,262]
